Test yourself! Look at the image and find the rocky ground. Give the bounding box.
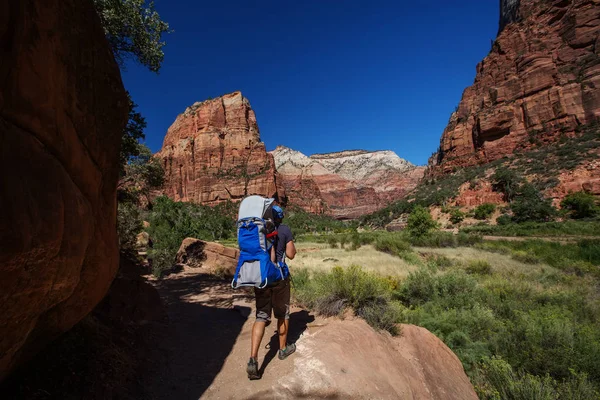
[3,264,478,400]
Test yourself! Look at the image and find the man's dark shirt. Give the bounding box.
[275,224,293,263]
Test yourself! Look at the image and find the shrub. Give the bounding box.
[327,236,339,249]
[293,266,401,334]
[511,185,556,223]
[496,214,512,225]
[474,203,496,220]
[450,209,466,224]
[117,202,143,253]
[466,260,492,275]
[374,235,411,255]
[561,191,599,219]
[511,251,541,264]
[492,167,522,201]
[406,206,438,238]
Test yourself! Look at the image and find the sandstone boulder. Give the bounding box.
[0,0,127,381]
[176,238,239,277]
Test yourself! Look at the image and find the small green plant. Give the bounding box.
[511,251,541,264]
[466,260,492,275]
[327,236,339,249]
[474,203,496,220]
[561,191,599,219]
[407,206,438,238]
[496,214,512,226]
[450,209,466,224]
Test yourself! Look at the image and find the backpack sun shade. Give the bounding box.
[232,195,289,289]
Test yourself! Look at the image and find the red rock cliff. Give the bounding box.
[0,0,127,380]
[156,92,283,204]
[434,0,600,171]
[271,147,425,219]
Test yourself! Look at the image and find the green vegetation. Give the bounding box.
[406,206,438,238]
[293,265,403,335]
[474,203,496,220]
[93,0,171,72]
[146,196,237,277]
[561,191,599,219]
[285,207,355,236]
[475,239,600,277]
[461,220,600,237]
[450,208,466,224]
[293,230,600,399]
[362,123,600,229]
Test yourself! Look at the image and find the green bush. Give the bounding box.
[450,209,466,224]
[492,167,522,201]
[117,202,143,254]
[466,260,492,275]
[461,220,600,237]
[561,191,599,219]
[293,265,401,334]
[327,236,339,249]
[511,251,541,264]
[406,206,438,238]
[474,203,497,220]
[496,214,512,226]
[511,185,556,223]
[373,234,412,255]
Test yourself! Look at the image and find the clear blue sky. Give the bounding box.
[122,0,499,166]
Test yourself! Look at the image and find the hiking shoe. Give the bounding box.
[247,357,260,380]
[278,343,296,360]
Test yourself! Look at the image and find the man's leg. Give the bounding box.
[272,278,295,360]
[248,287,272,379]
[277,318,289,350]
[251,321,266,359]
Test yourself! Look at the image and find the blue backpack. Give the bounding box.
[232,196,289,289]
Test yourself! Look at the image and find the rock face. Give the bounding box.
[0,0,127,381]
[176,238,239,277]
[434,0,600,172]
[271,146,425,219]
[207,317,478,399]
[156,92,283,204]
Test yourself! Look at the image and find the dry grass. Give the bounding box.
[413,246,558,276]
[291,242,418,278]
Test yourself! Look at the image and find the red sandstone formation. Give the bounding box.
[434,0,600,172]
[272,146,425,219]
[0,0,127,381]
[155,92,284,204]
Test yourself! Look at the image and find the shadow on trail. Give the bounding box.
[151,273,251,400]
[259,310,315,377]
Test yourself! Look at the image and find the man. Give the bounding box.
[247,205,296,380]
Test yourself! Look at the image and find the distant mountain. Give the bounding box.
[271,146,424,219]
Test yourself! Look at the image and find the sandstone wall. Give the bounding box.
[0,0,127,380]
[434,0,600,172]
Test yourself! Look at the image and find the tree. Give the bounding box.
[93,0,171,73]
[407,206,438,238]
[492,167,522,202]
[510,184,556,223]
[561,191,599,219]
[119,143,165,204]
[120,93,147,175]
[450,209,465,225]
[473,203,496,220]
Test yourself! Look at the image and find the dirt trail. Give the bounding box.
[142,268,477,400]
[144,268,316,400]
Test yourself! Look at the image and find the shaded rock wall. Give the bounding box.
[155,92,283,204]
[434,0,600,172]
[0,0,127,380]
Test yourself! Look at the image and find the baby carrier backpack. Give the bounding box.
[232,196,289,289]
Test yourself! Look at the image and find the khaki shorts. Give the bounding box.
[254,277,290,323]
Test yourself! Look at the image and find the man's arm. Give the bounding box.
[286,240,296,260]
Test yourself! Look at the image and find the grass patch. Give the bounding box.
[461,220,600,237]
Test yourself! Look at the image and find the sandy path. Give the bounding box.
[144,269,316,400]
